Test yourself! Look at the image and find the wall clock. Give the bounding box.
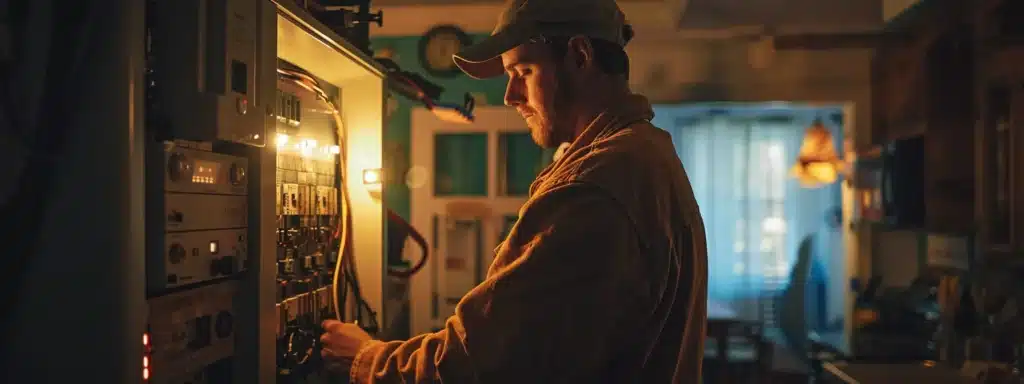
[418,25,472,78]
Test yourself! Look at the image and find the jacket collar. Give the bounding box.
[530,94,655,194]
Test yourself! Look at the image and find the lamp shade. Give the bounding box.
[790,119,842,188]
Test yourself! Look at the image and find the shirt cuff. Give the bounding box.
[349,339,385,384]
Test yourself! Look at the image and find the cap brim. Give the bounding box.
[453,26,527,79]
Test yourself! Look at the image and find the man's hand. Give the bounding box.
[320,320,374,373]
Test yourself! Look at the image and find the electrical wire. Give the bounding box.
[329,108,350,323]
[386,209,429,279]
[277,67,378,332]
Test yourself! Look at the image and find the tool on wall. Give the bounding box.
[375,57,476,124]
[296,0,476,123]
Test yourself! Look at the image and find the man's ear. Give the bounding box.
[565,35,594,71]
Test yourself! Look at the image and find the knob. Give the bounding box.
[167,152,192,182]
[367,10,383,27]
[168,243,186,264]
[229,163,246,186]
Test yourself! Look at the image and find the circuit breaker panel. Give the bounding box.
[139,0,390,381]
[273,61,346,379]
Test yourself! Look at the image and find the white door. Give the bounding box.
[408,106,550,334]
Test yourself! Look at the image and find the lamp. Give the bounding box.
[361,168,383,199]
[362,168,383,188]
[790,118,847,188]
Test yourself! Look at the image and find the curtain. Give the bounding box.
[656,109,843,320]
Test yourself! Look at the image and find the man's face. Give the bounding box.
[501,43,574,149]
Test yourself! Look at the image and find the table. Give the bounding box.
[705,301,765,380]
[708,300,740,320]
[823,362,975,384]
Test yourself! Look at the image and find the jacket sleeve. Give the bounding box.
[349,183,651,384]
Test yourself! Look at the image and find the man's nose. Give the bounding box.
[503,80,523,107]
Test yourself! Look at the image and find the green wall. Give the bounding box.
[372,34,509,219]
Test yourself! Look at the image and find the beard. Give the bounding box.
[530,64,574,149]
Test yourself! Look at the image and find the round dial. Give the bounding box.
[167,152,193,182]
[419,25,472,78]
[168,243,186,264]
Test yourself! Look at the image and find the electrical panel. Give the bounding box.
[142,139,252,384]
[273,66,346,380]
[138,1,389,382]
[145,281,238,384]
[146,142,250,294]
[147,0,271,147]
[143,0,271,381]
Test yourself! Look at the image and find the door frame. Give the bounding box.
[409,106,530,334]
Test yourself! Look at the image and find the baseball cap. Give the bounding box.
[453,0,631,79]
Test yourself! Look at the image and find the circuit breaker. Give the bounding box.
[140,1,388,382]
[272,67,345,378]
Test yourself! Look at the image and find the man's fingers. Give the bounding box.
[321,346,336,359]
[319,332,332,346]
[322,319,343,331]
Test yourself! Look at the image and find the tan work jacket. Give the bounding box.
[351,94,709,384]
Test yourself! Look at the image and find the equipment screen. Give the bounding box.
[194,160,220,184]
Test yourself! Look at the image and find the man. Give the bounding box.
[320,0,708,382]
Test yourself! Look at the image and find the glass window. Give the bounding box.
[498,132,553,196]
[434,133,488,196]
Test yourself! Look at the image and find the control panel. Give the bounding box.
[147,0,271,147]
[273,69,346,380]
[131,1,393,383]
[146,280,238,384]
[147,143,249,294]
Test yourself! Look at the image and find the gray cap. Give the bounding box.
[453,0,630,79]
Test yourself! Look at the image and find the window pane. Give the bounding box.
[498,132,552,196]
[750,140,786,200]
[434,133,488,196]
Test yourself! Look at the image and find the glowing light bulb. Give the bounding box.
[275,133,290,148]
[362,168,382,185]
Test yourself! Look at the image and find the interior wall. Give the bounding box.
[678,0,883,29]
[369,35,507,221]
[370,2,893,286]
